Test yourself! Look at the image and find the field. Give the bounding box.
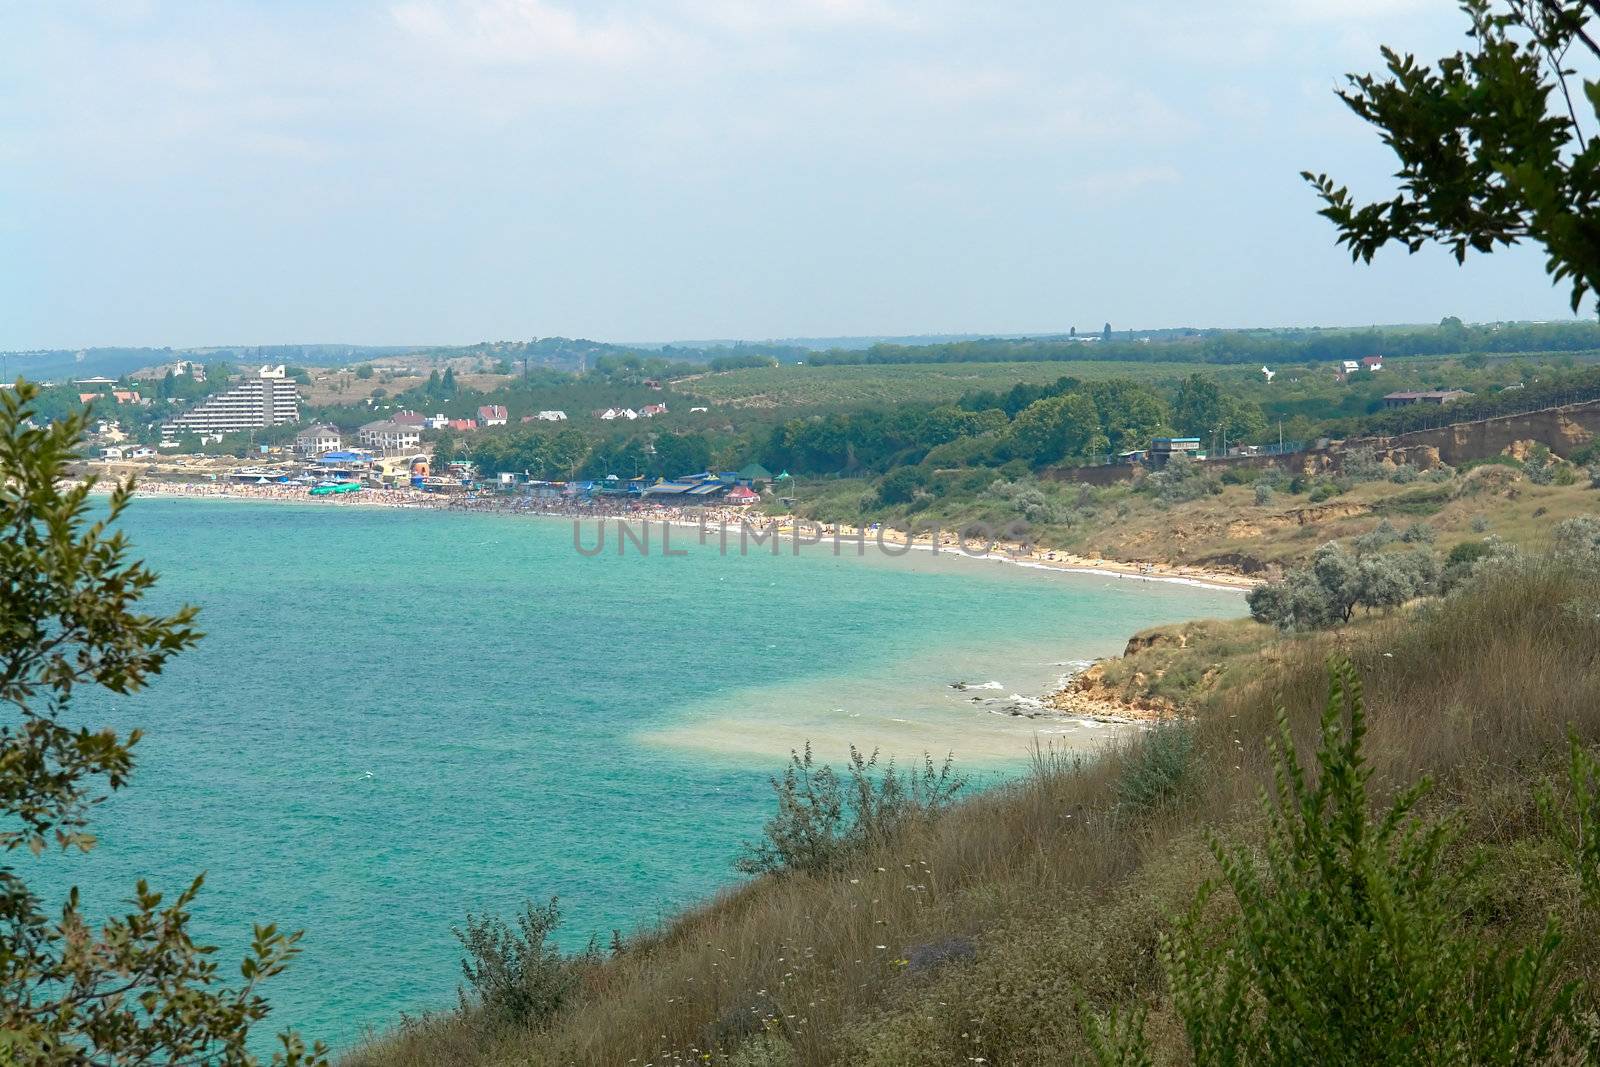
[678,360,1244,408]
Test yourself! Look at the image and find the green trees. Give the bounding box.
[1010,393,1104,463]
[0,382,322,1064]
[1248,541,1442,630]
[1306,0,1600,313]
[874,466,930,505]
[1171,373,1268,444]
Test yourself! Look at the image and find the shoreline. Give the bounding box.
[81,476,1257,591]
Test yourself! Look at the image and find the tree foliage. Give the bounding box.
[1306,0,1600,313]
[0,381,324,1065]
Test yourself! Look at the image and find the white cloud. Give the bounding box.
[390,0,677,65]
[1068,164,1182,200]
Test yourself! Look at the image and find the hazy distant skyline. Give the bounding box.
[0,1,1584,350]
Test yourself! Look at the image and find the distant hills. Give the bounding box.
[6,321,1594,382]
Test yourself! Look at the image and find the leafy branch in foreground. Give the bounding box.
[1306,0,1600,313]
[737,744,965,876]
[0,380,325,1065]
[1090,660,1582,1066]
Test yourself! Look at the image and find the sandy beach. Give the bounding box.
[81,474,1259,591]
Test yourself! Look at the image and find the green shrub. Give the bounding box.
[454,897,576,1028]
[875,466,929,505]
[1401,520,1436,544]
[737,744,966,875]
[1253,482,1273,506]
[1094,662,1581,1066]
[1116,724,1196,814]
[1353,518,1400,552]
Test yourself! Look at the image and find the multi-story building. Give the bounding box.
[357,420,422,452]
[163,365,299,438]
[295,424,343,455]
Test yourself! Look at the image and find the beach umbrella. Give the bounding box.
[776,470,792,480]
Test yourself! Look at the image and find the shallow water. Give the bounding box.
[40,498,1241,1049]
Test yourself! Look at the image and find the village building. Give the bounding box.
[357,420,422,452]
[477,405,508,426]
[447,418,479,432]
[640,403,668,417]
[1382,389,1471,409]
[1148,437,1202,466]
[1362,355,1384,371]
[391,411,426,428]
[295,424,343,455]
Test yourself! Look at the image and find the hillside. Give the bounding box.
[350,556,1600,1065]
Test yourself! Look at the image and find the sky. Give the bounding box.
[0,0,1584,349]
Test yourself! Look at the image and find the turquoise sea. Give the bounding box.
[44,498,1242,1050]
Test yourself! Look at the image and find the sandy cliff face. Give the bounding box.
[1360,401,1600,466]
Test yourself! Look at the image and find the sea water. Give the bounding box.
[37,499,1241,1049]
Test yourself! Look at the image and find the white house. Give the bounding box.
[477,405,509,427]
[536,410,567,421]
[99,446,124,461]
[596,408,639,421]
[422,413,451,430]
[357,420,423,452]
[295,424,343,455]
[128,445,155,459]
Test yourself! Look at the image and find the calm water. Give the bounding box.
[41,499,1240,1050]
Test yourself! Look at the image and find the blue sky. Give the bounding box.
[0,0,1581,349]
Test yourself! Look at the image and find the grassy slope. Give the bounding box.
[784,462,1599,575]
[352,560,1600,1066]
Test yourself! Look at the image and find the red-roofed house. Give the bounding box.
[1362,355,1384,371]
[640,403,668,417]
[392,410,425,427]
[447,418,479,432]
[477,405,508,426]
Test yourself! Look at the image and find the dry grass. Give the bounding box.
[350,560,1600,1066]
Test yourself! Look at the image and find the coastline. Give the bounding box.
[86,476,1258,592]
